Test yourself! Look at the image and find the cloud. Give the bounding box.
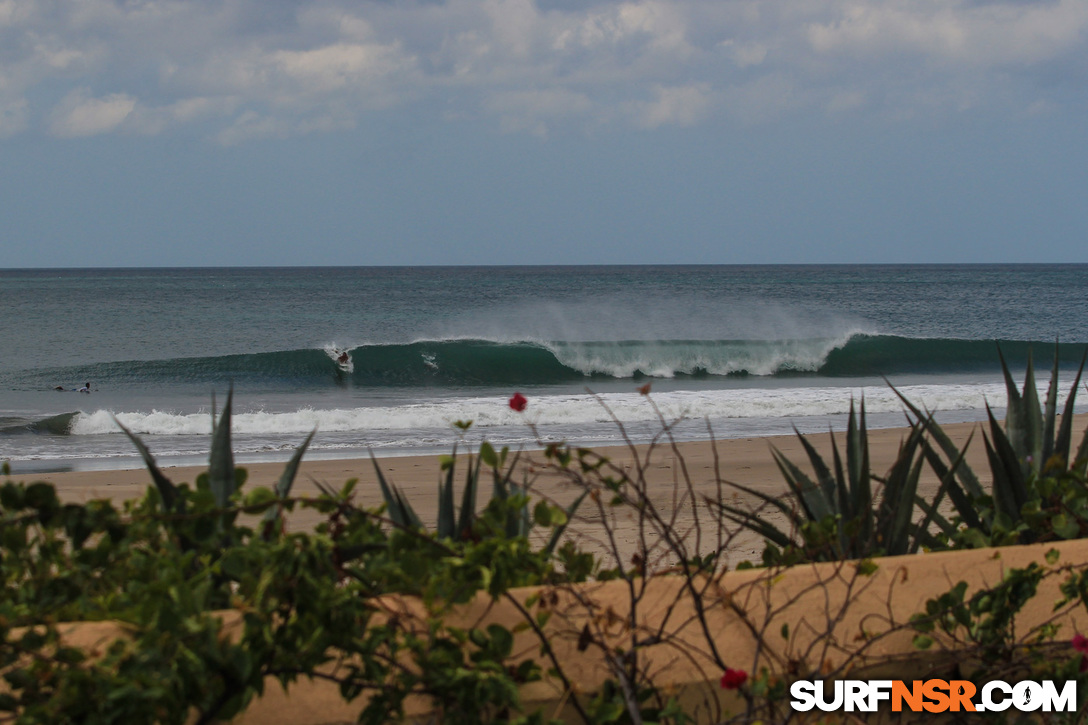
[271,41,412,97]
[49,88,136,137]
[0,97,27,136]
[636,83,711,128]
[807,0,1088,65]
[1,0,1086,141]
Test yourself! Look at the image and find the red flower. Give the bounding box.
[720,668,747,690]
[509,392,528,412]
[1072,634,1088,672]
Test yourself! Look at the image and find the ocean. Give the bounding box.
[2,265,1087,474]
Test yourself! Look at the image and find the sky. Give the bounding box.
[2,0,1087,267]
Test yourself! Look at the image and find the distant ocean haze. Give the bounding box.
[1,264,1086,473]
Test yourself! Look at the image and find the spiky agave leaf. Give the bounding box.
[846,399,872,546]
[208,387,236,509]
[114,417,179,512]
[1055,349,1087,471]
[492,448,521,501]
[984,403,1029,521]
[798,431,840,519]
[502,480,532,540]
[890,383,985,499]
[919,433,982,532]
[262,430,315,530]
[997,346,1036,480]
[1021,353,1045,470]
[437,446,458,540]
[455,450,483,541]
[275,430,314,499]
[1041,347,1061,468]
[770,443,833,523]
[911,434,973,551]
[708,496,798,550]
[877,424,927,556]
[369,450,422,529]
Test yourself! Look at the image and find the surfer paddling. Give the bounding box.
[54,382,92,393]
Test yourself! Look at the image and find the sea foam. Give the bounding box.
[65,380,1073,438]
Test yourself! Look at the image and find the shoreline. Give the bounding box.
[19,416,1021,561]
[18,414,1087,563]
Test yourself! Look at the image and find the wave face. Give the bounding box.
[17,335,1088,390]
[0,412,81,436]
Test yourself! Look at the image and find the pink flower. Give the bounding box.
[1073,634,1088,672]
[509,392,528,412]
[720,668,747,690]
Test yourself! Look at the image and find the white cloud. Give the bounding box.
[0,0,28,29]
[0,0,1085,141]
[49,89,136,137]
[636,83,711,127]
[807,0,1088,65]
[272,42,408,94]
[215,110,290,145]
[728,41,769,68]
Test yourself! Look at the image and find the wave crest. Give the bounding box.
[16,335,1088,390]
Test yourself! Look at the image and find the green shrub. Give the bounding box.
[0,396,589,724]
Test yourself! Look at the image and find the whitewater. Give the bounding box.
[3,265,1087,472]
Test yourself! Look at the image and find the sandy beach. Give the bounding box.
[19,414,1047,565]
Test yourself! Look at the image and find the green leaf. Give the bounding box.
[275,430,314,499]
[543,490,588,556]
[912,634,934,650]
[856,559,878,576]
[770,446,830,522]
[243,487,278,509]
[456,451,480,540]
[370,450,421,528]
[1019,351,1045,470]
[438,445,457,539]
[486,624,514,658]
[533,500,552,527]
[984,403,1029,519]
[262,429,315,531]
[479,441,498,468]
[208,386,237,508]
[1059,349,1088,469]
[113,417,179,511]
[1052,513,1079,540]
[891,382,985,499]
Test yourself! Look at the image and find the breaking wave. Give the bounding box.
[13,335,1087,390]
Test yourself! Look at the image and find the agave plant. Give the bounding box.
[905,344,1088,546]
[710,399,935,563]
[370,435,585,555]
[115,387,313,539]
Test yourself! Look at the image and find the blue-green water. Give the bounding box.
[2,265,1087,473]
